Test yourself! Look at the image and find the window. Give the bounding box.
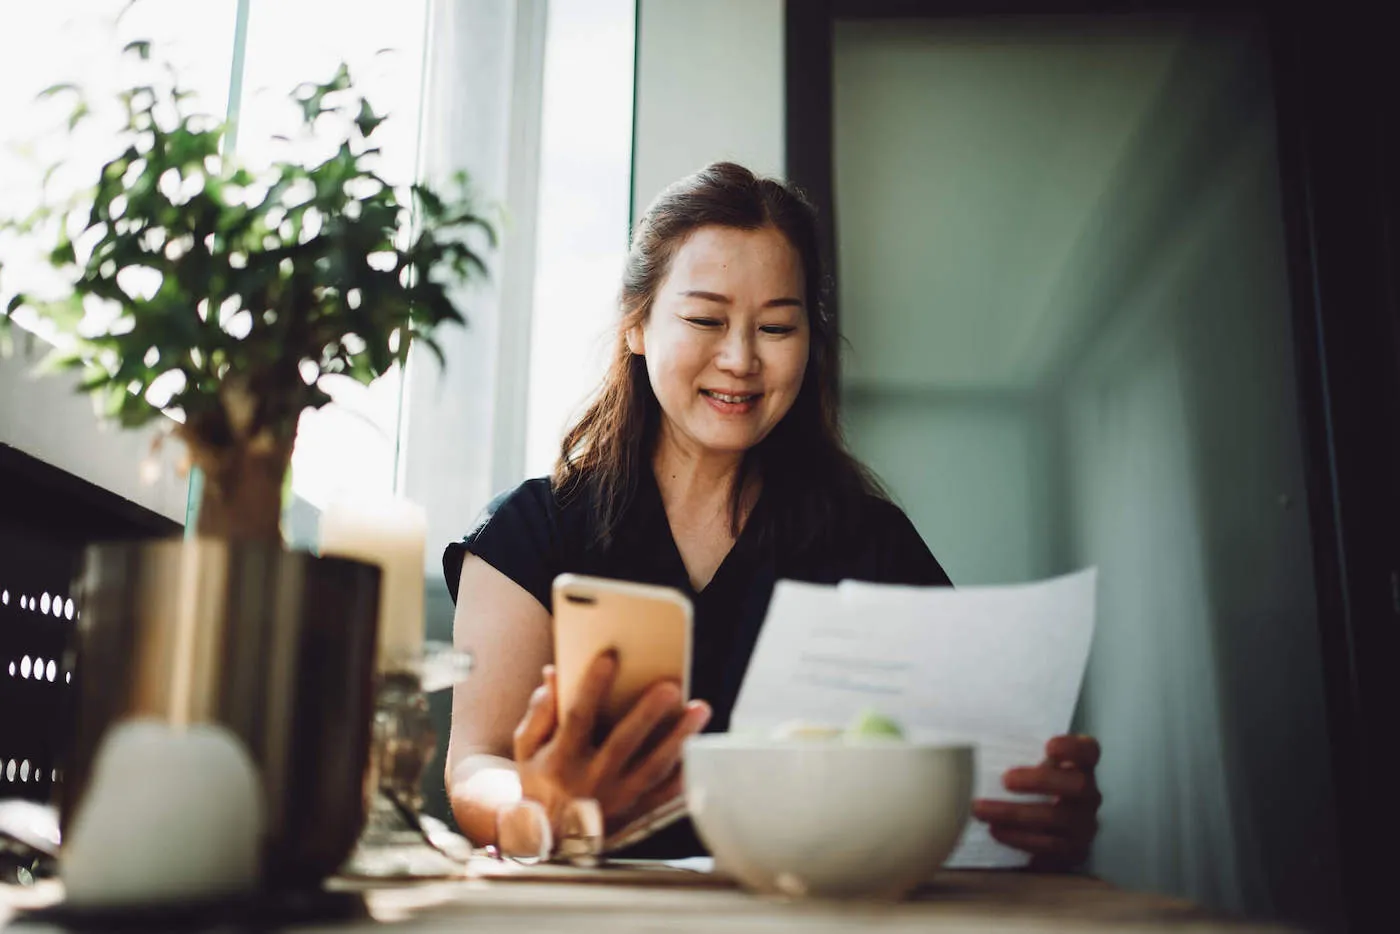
[524,0,636,477]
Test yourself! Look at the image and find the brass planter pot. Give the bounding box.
[60,539,382,889]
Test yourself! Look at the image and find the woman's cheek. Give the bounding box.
[776,344,809,396]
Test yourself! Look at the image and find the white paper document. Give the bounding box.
[729,568,1097,868]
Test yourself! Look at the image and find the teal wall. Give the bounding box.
[837,19,1343,929]
[1053,90,1338,923]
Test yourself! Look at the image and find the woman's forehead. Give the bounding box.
[666,225,803,291]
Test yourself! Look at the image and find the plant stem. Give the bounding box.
[189,439,294,542]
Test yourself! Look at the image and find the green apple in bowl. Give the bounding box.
[845,710,906,740]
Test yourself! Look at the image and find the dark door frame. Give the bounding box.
[785,1,1398,930]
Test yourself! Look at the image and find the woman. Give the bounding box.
[444,162,1101,867]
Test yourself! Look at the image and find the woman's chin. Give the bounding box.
[660,407,783,456]
[690,431,764,456]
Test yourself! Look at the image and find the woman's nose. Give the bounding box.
[716,328,759,375]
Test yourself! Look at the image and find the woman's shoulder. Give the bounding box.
[479,475,559,521]
[474,475,600,530]
[443,476,592,604]
[832,492,953,588]
[853,490,911,527]
[842,492,923,551]
[797,485,913,538]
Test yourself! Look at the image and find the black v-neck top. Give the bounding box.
[443,471,952,857]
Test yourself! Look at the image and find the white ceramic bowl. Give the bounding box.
[684,736,973,899]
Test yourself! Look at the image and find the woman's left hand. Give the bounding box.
[971,734,1102,871]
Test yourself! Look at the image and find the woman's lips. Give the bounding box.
[700,388,762,415]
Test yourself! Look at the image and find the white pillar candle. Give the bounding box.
[63,720,263,907]
[318,495,427,671]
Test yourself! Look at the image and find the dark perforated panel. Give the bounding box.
[0,527,79,803]
[0,441,182,805]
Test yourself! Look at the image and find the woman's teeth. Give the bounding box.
[702,390,759,404]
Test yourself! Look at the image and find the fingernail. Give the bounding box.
[690,703,713,729]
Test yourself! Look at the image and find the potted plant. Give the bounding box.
[2,48,492,540]
[0,43,495,893]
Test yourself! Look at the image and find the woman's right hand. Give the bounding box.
[512,652,711,835]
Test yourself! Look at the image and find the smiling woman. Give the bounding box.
[441,162,941,859]
[553,163,864,552]
[436,162,1103,868]
[626,225,810,460]
[438,163,1100,867]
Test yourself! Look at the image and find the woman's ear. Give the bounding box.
[625,324,645,356]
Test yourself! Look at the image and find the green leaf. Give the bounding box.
[415,334,447,371]
[355,99,386,137]
[37,82,80,100]
[66,100,92,132]
[50,238,77,266]
[327,63,352,92]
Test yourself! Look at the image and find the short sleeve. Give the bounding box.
[863,497,954,588]
[442,477,561,610]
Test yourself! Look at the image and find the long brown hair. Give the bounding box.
[553,162,883,552]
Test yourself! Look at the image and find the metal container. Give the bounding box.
[59,539,382,889]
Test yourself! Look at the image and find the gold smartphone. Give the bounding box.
[551,573,693,732]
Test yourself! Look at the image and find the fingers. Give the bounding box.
[556,651,617,754]
[986,825,1089,870]
[980,800,1075,834]
[593,681,684,777]
[495,799,553,860]
[614,765,686,827]
[971,799,1087,836]
[1003,764,1101,804]
[977,796,1094,870]
[1045,734,1100,770]
[979,738,1102,872]
[618,700,711,797]
[637,765,685,812]
[512,673,557,761]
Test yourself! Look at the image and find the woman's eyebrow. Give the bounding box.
[680,289,803,308]
[679,289,730,304]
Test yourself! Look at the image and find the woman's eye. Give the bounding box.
[685,317,722,328]
[760,325,797,335]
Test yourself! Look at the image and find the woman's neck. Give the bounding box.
[651,426,759,589]
[651,426,755,522]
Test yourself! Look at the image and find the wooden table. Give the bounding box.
[0,861,1304,932]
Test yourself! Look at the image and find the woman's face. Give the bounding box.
[629,225,811,459]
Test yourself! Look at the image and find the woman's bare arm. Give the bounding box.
[444,553,553,846]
